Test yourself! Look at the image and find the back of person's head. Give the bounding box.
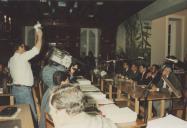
[14,42,24,52]
[53,71,69,85]
[49,84,85,116]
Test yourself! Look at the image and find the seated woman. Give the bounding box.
[49,84,117,128]
[39,71,69,128]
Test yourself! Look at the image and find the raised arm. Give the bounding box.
[35,28,43,51]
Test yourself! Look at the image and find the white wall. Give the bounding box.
[151,17,166,64]
[151,9,187,64]
[173,9,187,55]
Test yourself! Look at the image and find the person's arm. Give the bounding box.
[34,29,43,51]
[22,29,43,61]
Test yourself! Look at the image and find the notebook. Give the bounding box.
[0,119,21,128]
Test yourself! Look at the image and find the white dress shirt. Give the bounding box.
[8,47,39,86]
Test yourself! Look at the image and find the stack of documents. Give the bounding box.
[98,105,137,123]
[79,84,100,92]
[84,92,106,100]
[147,114,187,128]
[86,95,114,105]
[77,79,91,85]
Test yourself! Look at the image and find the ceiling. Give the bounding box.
[0,0,155,28]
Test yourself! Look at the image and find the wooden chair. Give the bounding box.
[32,87,41,122]
[45,112,54,128]
[0,94,14,106]
[171,74,187,120]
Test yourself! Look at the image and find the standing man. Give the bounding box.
[8,28,43,123]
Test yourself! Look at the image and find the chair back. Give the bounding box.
[0,94,14,106]
[45,112,54,128]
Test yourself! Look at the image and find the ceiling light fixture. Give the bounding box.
[96,2,104,6]
[73,2,78,8]
[88,14,94,18]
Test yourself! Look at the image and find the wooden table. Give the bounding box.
[0,104,34,128]
[116,79,180,119]
[101,78,181,119]
[116,120,145,128]
[101,78,114,100]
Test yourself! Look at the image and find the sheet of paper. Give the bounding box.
[147,114,187,128]
[77,79,91,85]
[79,85,100,92]
[98,106,137,123]
[84,92,106,100]
[96,98,114,105]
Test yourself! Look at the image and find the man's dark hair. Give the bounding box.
[53,71,69,85]
[14,41,24,52]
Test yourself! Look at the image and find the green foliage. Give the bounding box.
[123,14,152,65]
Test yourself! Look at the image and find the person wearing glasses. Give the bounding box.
[49,84,117,128]
[68,62,79,83]
[8,28,43,125]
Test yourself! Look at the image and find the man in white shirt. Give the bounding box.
[49,84,117,128]
[8,29,43,123]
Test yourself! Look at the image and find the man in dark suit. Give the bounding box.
[121,61,131,78]
[156,66,182,91]
[138,64,152,85]
[128,63,141,81]
[153,66,182,117]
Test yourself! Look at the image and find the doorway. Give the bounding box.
[166,15,185,61]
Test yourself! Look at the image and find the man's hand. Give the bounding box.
[36,29,43,39]
[150,84,158,92]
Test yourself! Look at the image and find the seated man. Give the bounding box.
[128,63,141,81]
[121,61,131,78]
[41,60,66,89]
[67,62,79,83]
[138,64,151,85]
[153,66,182,117]
[49,84,117,128]
[39,71,69,128]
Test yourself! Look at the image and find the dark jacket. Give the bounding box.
[157,72,182,91]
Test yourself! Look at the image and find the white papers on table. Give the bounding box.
[86,97,114,105]
[98,105,137,123]
[96,98,114,105]
[84,92,106,100]
[79,84,100,92]
[147,114,187,128]
[77,79,91,85]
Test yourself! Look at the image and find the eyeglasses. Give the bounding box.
[72,68,78,71]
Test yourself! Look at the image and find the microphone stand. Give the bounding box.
[139,71,160,123]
